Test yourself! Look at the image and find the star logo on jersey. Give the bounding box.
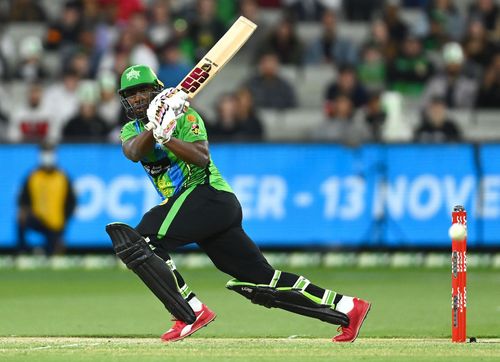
[126,68,141,81]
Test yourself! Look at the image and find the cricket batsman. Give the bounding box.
[106,64,371,342]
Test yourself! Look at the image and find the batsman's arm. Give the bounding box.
[122,131,155,162]
[164,139,209,168]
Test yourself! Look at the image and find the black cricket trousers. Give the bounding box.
[136,184,275,284]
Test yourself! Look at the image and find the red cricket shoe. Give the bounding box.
[161,304,216,342]
[332,298,371,343]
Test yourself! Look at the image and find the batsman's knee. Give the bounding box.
[106,222,154,270]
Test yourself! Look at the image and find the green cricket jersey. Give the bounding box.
[120,107,232,199]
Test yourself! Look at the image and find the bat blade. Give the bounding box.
[145,16,257,131]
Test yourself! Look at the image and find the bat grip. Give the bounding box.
[144,121,154,131]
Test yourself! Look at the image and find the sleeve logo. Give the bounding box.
[191,124,200,135]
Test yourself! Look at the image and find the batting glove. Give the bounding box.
[148,88,189,121]
[166,90,190,117]
[152,106,177,144]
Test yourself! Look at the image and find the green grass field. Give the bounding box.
[0,266,499,361]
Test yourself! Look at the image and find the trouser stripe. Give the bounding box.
[179,284,191,299]
[269,270,281,287]
[157,186,196,239]
[321,290,337,306]
[293,276,310,290]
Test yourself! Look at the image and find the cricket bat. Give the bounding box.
[145,16,257,130]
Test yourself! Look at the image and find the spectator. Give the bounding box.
[419,0,464,41]
[14,36,48,82]
[311,94,372,146]
[235,87,264,139]
[234,0,269,63]
[127,11,160,70]
[363,91,387,142]
[414,96,461,142]
[91,1,120,57]
[68,51,92,79]
[325,65,368,117]
[402,0,429,7]
[382,0,409,44]
[148,0,175,48]
[97,71,121,128]
[80,0,100,24]
[63,82,109,141]
[388,35,433,96]
[207,93,245,140]
[257,17,304,66]
[420,11,451,52]
[0,86,9,141]
[157,40,192,87]
[8,82,54,143]
[73,25,104,78]
[111,0,146,25]
[476,53,500,108]
[0,23,15,77]
[244,52,297,109]
[462,18,498,69]
[284,0,328,22]
[17,143,76,256]
[7,0,47,22]
[44,1,83,55]
[98,22,159,76]
[357,45,386,92]
[421,42,479,109]
[343,0,384,21]
[364,18,398,62]
[0,1,7,22]
[306,10,358,66]
[216,0,238,27]
[97,30,132,74]
[43,69,81,130]
[182,0,227,62]
[468,0,500,41]
[257,0,281,7]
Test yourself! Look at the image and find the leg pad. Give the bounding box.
[106,222,196,324]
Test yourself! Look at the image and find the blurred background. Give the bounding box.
[1,0,500,261]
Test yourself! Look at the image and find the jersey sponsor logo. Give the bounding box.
[141,157,171,177]
[187,114,197,123]
[191,124,200,135]
[157,178,172,194]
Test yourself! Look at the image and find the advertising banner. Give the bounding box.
[1,144,498,249]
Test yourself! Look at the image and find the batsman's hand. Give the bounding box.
[151,106,177,144]
[166,89,189,117]
[147,87,174,127]
[148,88,189,122]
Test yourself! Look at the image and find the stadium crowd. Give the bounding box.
[0,0,499,144]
